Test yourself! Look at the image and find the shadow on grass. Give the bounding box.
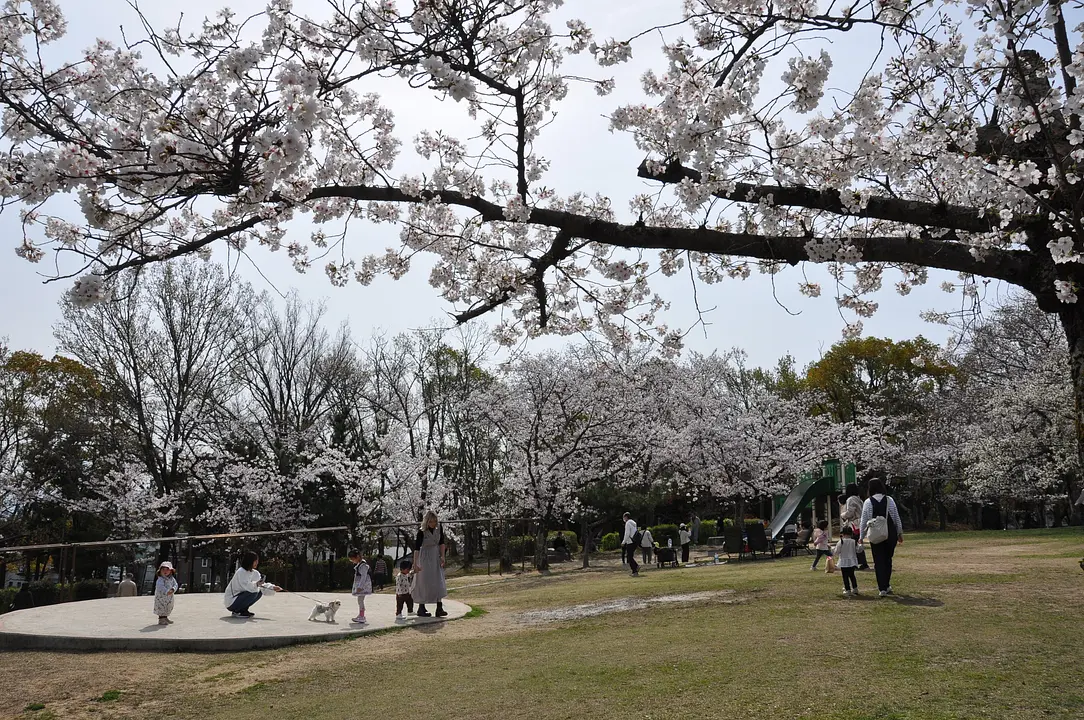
[890,594,943,607]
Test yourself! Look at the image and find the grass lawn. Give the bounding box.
[3,528,1082,720]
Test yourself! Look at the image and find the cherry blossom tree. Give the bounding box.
[671,351,891,516]
[956,293,1080,524]
[7,0,1084,466]
[473,347,646,570]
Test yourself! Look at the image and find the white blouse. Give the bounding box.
[223,567,275,608]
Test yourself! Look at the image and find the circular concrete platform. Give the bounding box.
[0,592,470,652]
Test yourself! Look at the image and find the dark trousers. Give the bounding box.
[681,543,690,563]
[620,544,628,564]
[641,547,652,563]
[396,593,414,615]
[625,545,639,574]
[227,590,261,614]
[841,566,858,591]
[812,549,831,568]
[857,549,870,568]
[871,541,896,591]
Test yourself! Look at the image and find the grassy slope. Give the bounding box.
[3,528,1082,720]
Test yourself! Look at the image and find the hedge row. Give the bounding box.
[1,579,110,614]
[600,520,720,552]
[485,531,580,560]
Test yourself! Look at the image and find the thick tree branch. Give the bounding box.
[637,160,1000,233]
[99,183,1036,296]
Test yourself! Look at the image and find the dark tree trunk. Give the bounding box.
[1058,304,1084,514]
[937,500,948,531]
[499,521,513,574]
[1065,476,1083,525]
[533,521,548,572]
[461,527,473,571]
[581,515,591,569]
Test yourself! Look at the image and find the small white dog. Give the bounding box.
[307,600,342,623]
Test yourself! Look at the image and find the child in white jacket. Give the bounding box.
[834,526,860,596]
[349,550,373,624]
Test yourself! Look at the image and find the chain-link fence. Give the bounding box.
[1,517,547,610]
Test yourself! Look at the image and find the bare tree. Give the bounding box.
[54,260,254,529]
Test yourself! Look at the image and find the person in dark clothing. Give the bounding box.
[621,513,640,577]
[551,533,569,561]
[859,478,905,596]
[11,584,34,611]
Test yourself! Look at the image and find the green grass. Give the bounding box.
[2,528,1082,720]
[463,605,487,619]
[23,703,45,712]
[94,690,122,703]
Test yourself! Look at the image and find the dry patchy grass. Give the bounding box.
[2,528,1082,720]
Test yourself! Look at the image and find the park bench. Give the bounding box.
[546,547,572,563]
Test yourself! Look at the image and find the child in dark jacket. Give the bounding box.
[394,560,414,620]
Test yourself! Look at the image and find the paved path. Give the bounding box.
[0,591,470,652]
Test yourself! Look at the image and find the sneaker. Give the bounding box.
[851,589,859,595]
[842,590,852,596]
[395,612,403,618]
[879,590,888,597]
[240,610,255,618]
[351,617,367,624]
[231,612,242,618]
[886,586,893,595]
[631,571,639,577]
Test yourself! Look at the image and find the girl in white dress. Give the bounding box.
[153,561,178,625]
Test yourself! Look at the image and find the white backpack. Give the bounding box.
[865,498,891,545]
[865,516,888,544]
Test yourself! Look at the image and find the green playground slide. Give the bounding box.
[768,475,836,541]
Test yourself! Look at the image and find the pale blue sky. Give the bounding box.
[0,0,1011,370]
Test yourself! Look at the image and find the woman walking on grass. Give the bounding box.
[859,479,905,597]
[413,510,448,618]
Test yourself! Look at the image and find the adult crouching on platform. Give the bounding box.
[413,510,448,618]
[224,550,283,618]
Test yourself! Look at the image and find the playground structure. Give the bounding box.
[767,459,856,542]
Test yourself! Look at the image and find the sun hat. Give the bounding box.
[159,561,174,570]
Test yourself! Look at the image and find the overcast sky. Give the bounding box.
[0,0,1018,370]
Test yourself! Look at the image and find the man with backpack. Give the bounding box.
[621,512,640,577]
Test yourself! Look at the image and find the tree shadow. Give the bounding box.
[890,594,943,607]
